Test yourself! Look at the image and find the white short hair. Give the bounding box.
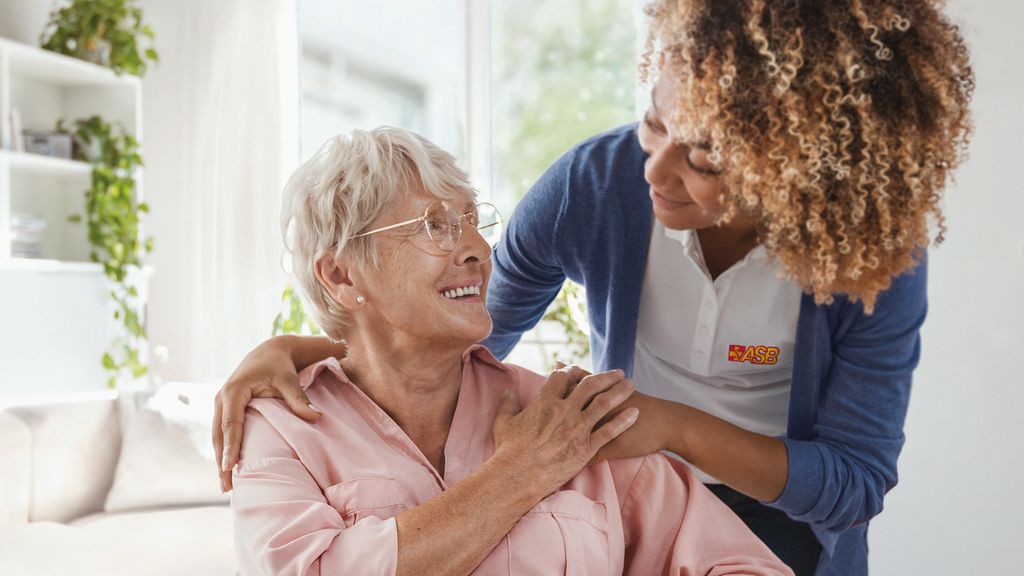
[281,126,477,340]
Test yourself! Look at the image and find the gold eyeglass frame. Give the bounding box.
[351,200,503,252]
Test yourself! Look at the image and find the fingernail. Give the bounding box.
[307,402,322,414]
[627,408,640,422]
[221,452,230,472]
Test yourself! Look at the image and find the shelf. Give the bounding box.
[0,257,102,274]
[0,149,92,178]
[0,37,140,89]
[0,259,154,277]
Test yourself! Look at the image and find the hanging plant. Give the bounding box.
[40,0,159,77]
[272,284,322,336]
[62,116,152,388]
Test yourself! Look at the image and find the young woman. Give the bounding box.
[215,2,973,574]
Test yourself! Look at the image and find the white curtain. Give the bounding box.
[146,0,298,381]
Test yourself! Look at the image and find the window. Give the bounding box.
[298,0,463,162]
[490,0,639,217]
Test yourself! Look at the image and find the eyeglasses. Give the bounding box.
[352,201,503,253]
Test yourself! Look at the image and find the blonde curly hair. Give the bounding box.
[643,0,974,312]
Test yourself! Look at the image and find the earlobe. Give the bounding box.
[315,256,364,310]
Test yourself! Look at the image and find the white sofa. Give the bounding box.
[0,390,237,576]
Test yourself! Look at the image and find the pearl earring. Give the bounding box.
[355,295,365,304]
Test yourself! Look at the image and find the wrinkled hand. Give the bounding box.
[549,362,669,465]
[491,366,639,495]
[212,340,329,492]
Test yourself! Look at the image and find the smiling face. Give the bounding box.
[342,182,493,352]
[637,69,729,231]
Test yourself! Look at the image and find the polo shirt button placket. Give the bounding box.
[695,293,717,372]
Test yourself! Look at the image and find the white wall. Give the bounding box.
[867,1,1024,572]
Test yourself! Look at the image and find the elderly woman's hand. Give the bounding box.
[213,335,337,492]
[491,366,639,496]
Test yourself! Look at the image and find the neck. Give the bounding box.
[696,214,760,279]
[698,212,759,247]
[339,329,467,470]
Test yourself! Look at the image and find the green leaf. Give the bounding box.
[102,353,116,369]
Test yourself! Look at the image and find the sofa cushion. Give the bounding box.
[7,392,121,523]
[0,411,31,526]
[105,381,229,512]
[0,506,236,576]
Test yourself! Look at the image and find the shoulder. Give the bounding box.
[242,358,348,451]
[517,124,648,259]
[816,255,929,335]
[558,123,644,192]
[464,345,547,405]
[249,357,345,416]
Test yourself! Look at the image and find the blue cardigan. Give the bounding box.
[482,124,926,575]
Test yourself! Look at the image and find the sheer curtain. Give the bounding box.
[147,0,298,381]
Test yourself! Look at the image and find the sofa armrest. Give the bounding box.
[0,410,32,526]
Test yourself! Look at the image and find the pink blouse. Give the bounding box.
[231,345,793,576]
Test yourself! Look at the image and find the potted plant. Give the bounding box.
[40,0,159,77]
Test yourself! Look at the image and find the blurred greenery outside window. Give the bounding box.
[492,0,637,370]
[277,0,639,373]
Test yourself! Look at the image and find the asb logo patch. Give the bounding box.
[727,344,780,365]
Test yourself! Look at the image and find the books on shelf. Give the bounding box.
[10,213,46,259]
[23,130,73,159]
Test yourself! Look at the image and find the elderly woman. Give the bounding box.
[231,127,790,575]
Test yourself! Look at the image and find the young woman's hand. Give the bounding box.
[588,392,671,464]
[213,336,333,492]
[491,366,639,498]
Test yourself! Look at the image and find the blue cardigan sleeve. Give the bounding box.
[481,152,573,359]
[770,260,928,542]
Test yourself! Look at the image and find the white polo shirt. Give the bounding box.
[633,221,802,484]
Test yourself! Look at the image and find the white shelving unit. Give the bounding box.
[0,36,146,400]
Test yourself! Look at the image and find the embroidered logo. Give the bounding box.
[727,344,780,365]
